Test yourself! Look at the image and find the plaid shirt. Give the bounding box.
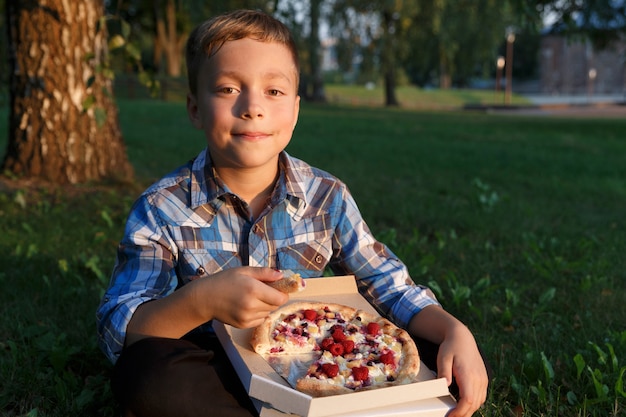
[96,149,439,363]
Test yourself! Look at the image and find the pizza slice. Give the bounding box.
[266,270,306,294]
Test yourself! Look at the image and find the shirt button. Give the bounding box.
[315,255,323,264]
[196,266,206,276]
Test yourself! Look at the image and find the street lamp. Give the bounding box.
[496,56,505,104]
[505,31,515,105]
[588,68,597,101]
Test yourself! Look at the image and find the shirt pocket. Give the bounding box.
[176,248,241,285]
[274,211,335,277]
[275,240,332,277]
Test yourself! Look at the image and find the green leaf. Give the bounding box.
[573,353,585,379]
[84,255,106,282]
[108,34,126,50]
[616,366,626,398]
[566,390,577,405]
[121,19,131,39]
[82,95,95,111]
[101,67,115,80]
[101,209,113,228]
[588,366,609,400]
[58,259,69,274]
[540,352,554,383]
[94,107,107,128]
[539,287,556,305]
[606,342,618,371]
[14,190,27,209]
[125,43,141,61]
[588,341,607,366]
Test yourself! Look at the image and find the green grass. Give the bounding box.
[324,84,530,109]
[1,97,625,416]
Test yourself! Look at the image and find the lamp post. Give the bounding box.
[587,68,597,101]
[505,32,515,105]
[496,56,505,104]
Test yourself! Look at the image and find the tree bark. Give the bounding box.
[2,0,133,185]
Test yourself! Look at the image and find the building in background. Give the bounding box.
[540,34,625,95]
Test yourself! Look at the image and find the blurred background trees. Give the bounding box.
[1,0,625,184]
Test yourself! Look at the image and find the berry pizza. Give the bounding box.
[251,301,421,397]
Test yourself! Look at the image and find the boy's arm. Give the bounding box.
[96,193,288,361]
[96,195,179,363]
[408,306,488,417]
[125,267,288,347]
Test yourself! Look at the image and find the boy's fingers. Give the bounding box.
[246,266,283,282]
[437,353,454,386]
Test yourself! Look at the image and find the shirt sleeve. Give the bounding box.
[330,186,440,329]
[96,194,178,363]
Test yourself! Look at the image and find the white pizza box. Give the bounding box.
[254,396,457,417]
[214,275,456,417]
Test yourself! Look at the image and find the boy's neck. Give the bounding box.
[215,164,278,217]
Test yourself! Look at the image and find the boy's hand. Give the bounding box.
[436,326,488,417]
[125,267,289,347]
[200,267,289,329]
[408,306,488,417]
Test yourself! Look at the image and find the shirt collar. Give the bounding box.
[189,148,308,215]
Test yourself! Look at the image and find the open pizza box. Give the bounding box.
[214,275,456,417]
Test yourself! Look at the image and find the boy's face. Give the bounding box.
[187,38,300,173]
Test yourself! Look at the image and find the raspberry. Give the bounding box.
[303,309,318,322]
[329,343,345,356]
[342,340,355,353]
[321,363,339,378]
[320,337,334,350]
[352,366,369,381]
[366,322,380,335]
[331,328,346,342]
[379,351,395,365]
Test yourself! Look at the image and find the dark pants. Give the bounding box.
[112,333,491,417]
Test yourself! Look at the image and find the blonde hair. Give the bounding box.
[186,9,300,95]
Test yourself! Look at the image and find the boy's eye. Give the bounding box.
[268,89,283,96]
[217,87,237,94]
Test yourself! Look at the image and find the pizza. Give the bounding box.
[251,301,420,397]
[267,271,305,294]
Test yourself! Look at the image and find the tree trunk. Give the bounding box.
[382,11,399,107]
[439,46,452,89]
[308,0,326,102]
[155,0,185,77]
[2,0,133,184]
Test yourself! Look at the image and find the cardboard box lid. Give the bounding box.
[215,276,455,417]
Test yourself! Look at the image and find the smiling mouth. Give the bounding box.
[234,132,270,140]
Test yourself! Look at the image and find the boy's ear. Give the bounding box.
[186,93,203,129]
[292,95,301,130]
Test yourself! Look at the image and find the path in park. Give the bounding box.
[498,93,626,118]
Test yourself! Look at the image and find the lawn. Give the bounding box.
[323,84,530,109]
[0,97,625,416]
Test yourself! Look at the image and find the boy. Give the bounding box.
[97,9,488,417]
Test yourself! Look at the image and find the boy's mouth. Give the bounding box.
[233,131,270,141]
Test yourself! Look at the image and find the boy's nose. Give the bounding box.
[238,93,264,119]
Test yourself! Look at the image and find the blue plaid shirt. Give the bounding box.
[96,149,439,363]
